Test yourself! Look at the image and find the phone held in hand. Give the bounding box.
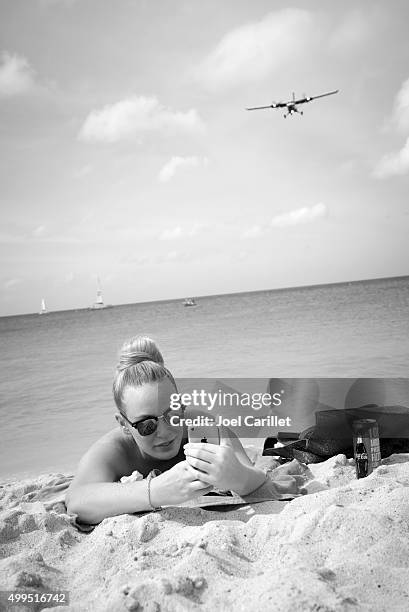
[188,424,220,445]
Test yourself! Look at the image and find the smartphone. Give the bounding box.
[188,425,220,445]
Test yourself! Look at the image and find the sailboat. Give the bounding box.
[88,278,113,310]
[183,297,197,307]
[39,298,48,315]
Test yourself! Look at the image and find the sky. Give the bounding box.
[0,0,408,316]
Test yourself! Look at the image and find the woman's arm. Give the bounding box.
[65,444,153,523]
[66,480,153,524]
[66,443,213,523]
[227,462,267,496]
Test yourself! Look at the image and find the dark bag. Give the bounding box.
[263,404,409,464]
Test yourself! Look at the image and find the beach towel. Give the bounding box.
[72,473,303,529]
[119,468,303,513]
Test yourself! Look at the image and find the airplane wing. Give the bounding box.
[299,90,339,104]
[246,91,339,111]
[246,105,275,111]
[246,102,286,111]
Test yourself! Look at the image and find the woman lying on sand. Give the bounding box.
[66,337,304,524]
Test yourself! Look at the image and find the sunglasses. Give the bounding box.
[121,405,186,437]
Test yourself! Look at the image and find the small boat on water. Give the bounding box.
[39,298,48,315]
[183,297,197,307]
[88,278,113,310]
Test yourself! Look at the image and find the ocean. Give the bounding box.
[1,276,408,480]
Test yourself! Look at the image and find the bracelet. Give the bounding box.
[146,471,162,512]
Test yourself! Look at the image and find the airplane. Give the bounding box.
[246,89,339,118]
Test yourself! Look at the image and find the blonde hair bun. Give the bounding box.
[117,336,164,372]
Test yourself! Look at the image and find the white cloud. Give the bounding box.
[74,164,93,179]
[373,77,409,178]
[158,223,212,240]
[189,223,212,236]
[160,251,179,263]
[242,225,263,239]
[158,156,208,182]
[392,77,409,132]
[3,278,22,290]
[197,9,313,89]
[32,225,46,237]
[373,137,409,178]
[240,205,326,238]
[271,203,327,228]
[64,272,75,283]
[123,254,150,266]
[159,226,184,241]
[124,250,195,266]
[79,96,204,143]
[0,52,36,97]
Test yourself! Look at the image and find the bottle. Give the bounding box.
[354,435,368,479]
[352,419,381,479]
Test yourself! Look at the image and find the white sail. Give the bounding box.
[89,277,113,310]
[96,289,104,305]
[96,278,104,305]
[39,299,47,315]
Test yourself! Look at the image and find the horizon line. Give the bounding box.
[1,273,408,319]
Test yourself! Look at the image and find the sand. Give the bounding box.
[1,453,409,612]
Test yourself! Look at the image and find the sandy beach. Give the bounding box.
[1,452,408,612]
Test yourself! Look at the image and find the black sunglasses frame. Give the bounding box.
[121,404,186,436]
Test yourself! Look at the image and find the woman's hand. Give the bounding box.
[268,459,309,496]
[270,458,310,481]
[183,430,246,492]
[268,474,307,496]
[184,434,309,497]
[149,460,213,507]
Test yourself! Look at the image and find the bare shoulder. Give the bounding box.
[69,428,134,488]
[92,427,130,454]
